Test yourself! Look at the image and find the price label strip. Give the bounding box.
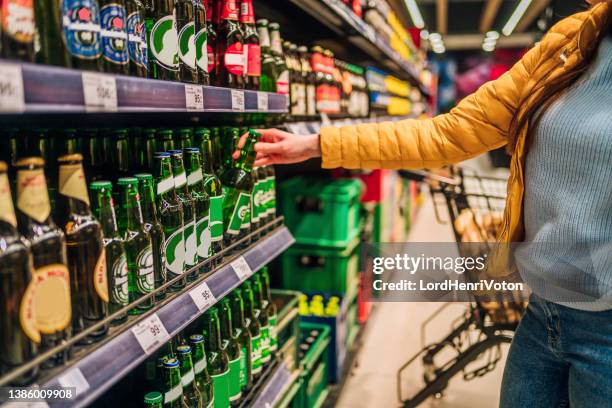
[231,89,245,111]
[82,72,118,112]
[189,281,217,312]
[0,63,25,113]
[57,367,90,397]
[131,313,170,355]
[185,84,204,111]
[230,256,252,281]
[257,92,268,111]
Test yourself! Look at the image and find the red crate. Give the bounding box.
[332,169,391,203]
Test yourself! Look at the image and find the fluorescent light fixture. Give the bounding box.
[483,42,495,52]
[420,30,429,40]
[404,0,425,28]
[485,31,500,40]
[429,32,442,42]
[502,0,533,36]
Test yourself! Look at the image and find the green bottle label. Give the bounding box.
[111,253,129,304]
[250,334,262,375]
[151,14,179,69]
[260,325,270,363]
[211,369,230,408]
[164,227,185,276]
[251,180,261,223]
[210,195,223,243]
[226,191,250,235]
[240,198,251,231]
[269,313,278,352]
[164,384,182,404]
[195,27,208,72]
[239,346,247,388]
[178,21,195,69]
[228,356,242,402]
[196,216,211,258]
[135,246,154,294]
[184,220,197,267]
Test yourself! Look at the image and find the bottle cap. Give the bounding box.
[194,128,210,136]
[158,129,173,136]
[189,334,204,343]
[256,18,269,25]
[176,345,191,354]
[269,22,279,29]
[144,391,163,404]
[117,177,138,185]
[15,157,45,167]
[90,180,113,190]
[135,173,153,181]
[113,128,129,136]
[58,153,84,163]
[154,152,171,158]
[163,358,180,368]
[184,147,200,153]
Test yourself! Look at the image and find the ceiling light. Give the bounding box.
[485,31,500,40]
[429,32,442,42]
[404,0,425,29]
[502,0,533,36]
[482,42,495,52]
[420,30,429,40]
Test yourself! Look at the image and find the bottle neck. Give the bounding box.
[93,191,119,237]
[231,294,245,327]
[219,303,233,339]
[121,186,143,231]
[234,136,257,172]
[0,172,18,233]
[139,183,158,224]
[243,289,254,315]
[58,162,92,217]
[220,0,239,22]
[114,137,130,175]
[270,29,282,55]
[258,26,271,49]
[186,154,204,187]
[239,0,255,24]
[200,137,215,175]
[154,158,175,198]
[206,313,222,351]
[172,162,188,194]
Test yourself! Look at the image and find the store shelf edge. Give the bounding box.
[29,226,294,408]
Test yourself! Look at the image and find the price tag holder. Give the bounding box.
[185,84,204,111]
[131,313,170,355]
[0,63,25,113]
[82,72,118,112]
[231,89,245,111]
[57,367,90,397]
[257,92,268,111]
[230,256,252,281]
[189,281,217,312]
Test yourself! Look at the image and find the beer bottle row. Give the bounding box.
[0,127,277,384]
[0,0,291,91]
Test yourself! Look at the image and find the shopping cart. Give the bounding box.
[396,167,527,408]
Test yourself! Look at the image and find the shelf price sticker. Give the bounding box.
[230,256,252,281]
[0,63,25,113]
[57,367,90,397]
[131,313,170,355]
[231,89,245,111]
[257,92,268,111]
[189,281,217,312]
[82,72,118,112]
[185,84,204,111]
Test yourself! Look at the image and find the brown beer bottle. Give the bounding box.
[216,0,245,89]
[0,161,39,384]
[15,157,71,368]
[1,0,35,61]
[56,154,109,344]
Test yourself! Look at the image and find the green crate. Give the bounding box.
[345,297,359,349]
[280,177,361,248]
[292,323,331,408]
[281,238,360,294]
[272,289,302,372]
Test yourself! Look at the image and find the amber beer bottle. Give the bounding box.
[240,0,260,91]
[15,157,72,368]
[0,161,39,384]
[216,0,245,88]
[34,0,69,66]
[57,154,109,343]
[1,0,35,61]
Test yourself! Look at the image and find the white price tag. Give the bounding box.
[231,89,245,111]
[185,84,204,111]
[131,313,170,355]
[231,256,252,281]
[257,92,268,111]
[82,72,118,112]
[189,281,217,311]
[0,64,25,112]
[58,367,90,396]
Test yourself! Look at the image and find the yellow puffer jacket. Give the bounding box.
[320,3,610,245]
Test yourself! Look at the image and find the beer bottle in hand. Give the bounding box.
[176,0,197,83]
[193,0,209,85]
[0,161,38,384]
[116,177,154,314]
[61,0,103,71]
[100,0,130,74]
[176,345,203,408]
[15,157,71,368]
[219,298,242,405]
[216,0,245,88]
[189,334,214,408]
[126,0,148,77]
[240,0,260,91]
[90,181,129,324]
[145,0,180,81]
[228,288,252,392]
[1,0,35,61]
[57,154,108,343]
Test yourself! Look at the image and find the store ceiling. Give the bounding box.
[386,0,591,50]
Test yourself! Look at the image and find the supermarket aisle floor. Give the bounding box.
[336,189,509,408]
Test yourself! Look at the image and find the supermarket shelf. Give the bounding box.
[0,60,287,115]
[0,225,294,408]
[284,114,416,134]
[240,360,299,408]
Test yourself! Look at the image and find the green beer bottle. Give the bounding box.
[250,274,270,365]
[193,0,209,85]
[109,128,131,183]
[153,152,186,291]
[210,127,223,175]
[194,128,223,266]
[140,128,158,172]
[203,307,230,408]
[228,289,252,392]
[263,165,277,229]
[90,181,129,324]
[162,357,187,408]
[116,177,155,314]
[34,0,70,66]
[221,128,239,171]
[144,391,164,408]
[81,129,105,182]
[159,129,176,153]
[189,334,214,407]
[219,130,259,248]
[170,151,198,280]
[241,281,262,378]
[145,0,180,81]
[250,166,266,237]
[176,345,203,408]
[255,19,277,92]
[260,267,278,352]
[176,0,197,83]
[175,128,195,151]
[136,174,167,300]
[269,22,289,97]
[58,129,81,156]
[184,148,211,273]
[219,298,242,404]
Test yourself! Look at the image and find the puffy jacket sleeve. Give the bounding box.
[319,44,542,169]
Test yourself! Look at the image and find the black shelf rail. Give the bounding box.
[0,219,294,408]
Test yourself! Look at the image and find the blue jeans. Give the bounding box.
[500,295,612,407]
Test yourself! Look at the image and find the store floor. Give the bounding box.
[337,159,510,408]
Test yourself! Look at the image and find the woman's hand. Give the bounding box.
[232,128,321,166]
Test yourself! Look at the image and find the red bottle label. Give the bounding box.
[2,0,34,43]
[221,0,238,20]
[246,44,261,76]
[240,0,255,24]
[352,0,362,17]
[207,44,215,73]
[311,52,325,73]
[224,42,245,75]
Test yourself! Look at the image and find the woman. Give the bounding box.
[236,1,612,406]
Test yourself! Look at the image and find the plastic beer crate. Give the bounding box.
[272,289,302,373]
[292,322,331,408]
